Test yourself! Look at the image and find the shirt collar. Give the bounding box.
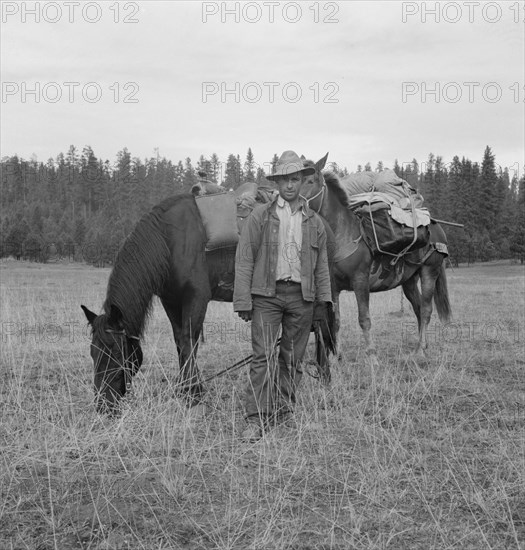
[277,194,308,215]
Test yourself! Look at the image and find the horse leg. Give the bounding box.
[402,275,424,354]
[161,290,209,404]
[415,265,441,355]
[353,278,376,356]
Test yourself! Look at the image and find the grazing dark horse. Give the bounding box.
[82,193,335,414]
[301,154,451,357]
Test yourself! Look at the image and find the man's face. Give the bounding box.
[276,172,303,203]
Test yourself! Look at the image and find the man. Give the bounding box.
[234,150,332,442]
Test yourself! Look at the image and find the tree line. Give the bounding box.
[0,145,523,265]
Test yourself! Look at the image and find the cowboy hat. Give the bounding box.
[266,150,315,180]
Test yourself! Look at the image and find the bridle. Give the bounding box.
[301,177,326,214]
[102,328,141,392]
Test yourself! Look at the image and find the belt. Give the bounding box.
[276,279,301,285]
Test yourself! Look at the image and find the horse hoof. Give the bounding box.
[410,348,428,364]
[187,403,206,418]
[177,382,205,407]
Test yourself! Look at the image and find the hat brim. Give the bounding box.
[266,166,315,181]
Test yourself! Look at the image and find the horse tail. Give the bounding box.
[433,263,452,323]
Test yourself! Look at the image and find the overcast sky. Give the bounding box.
[1,1,523,178]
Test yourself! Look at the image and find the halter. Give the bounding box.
[105,328,140,341]
[301,181,326,214]
[104,328,140,391]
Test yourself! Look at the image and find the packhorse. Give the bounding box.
[82,193,336,414]
[301,154,452,357]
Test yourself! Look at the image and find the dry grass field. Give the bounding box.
[1,259,524,550]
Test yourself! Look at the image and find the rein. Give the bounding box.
[101,329,319,390]
[200,336,321,384]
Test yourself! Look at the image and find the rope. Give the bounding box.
[364,188,421,266]
[201,337,282,384]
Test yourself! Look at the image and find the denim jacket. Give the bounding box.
[233,197,332,311]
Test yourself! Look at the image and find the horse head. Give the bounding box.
[81,304,143,414]
[300,152,329,212]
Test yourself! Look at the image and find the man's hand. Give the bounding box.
[237,310,252,322]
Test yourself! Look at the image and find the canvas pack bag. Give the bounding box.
[340,170,430,258]
[195,193,239,251]
[356,203,430,256]
[195,184,278,251]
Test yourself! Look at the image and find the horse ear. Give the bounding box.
[108,304,125,329]
[300,154,306,160]
[316,152,329,172]
[81,305,97,326]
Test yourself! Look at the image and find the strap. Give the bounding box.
[105,328,140,341]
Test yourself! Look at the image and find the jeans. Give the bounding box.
[245,281,314,421]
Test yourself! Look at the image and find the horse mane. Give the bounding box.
[102,194,191,337]
[322,170,351,208]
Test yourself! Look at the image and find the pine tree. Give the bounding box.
[80,146,101,217]
[114,148,132,212]
[30,204,44,233]
[270,154,279,177]
[4,155,24,204]
[132,157,149,215]
[407,159,419,190]
[255,167,267,185]
[422,153,435,211]
[393,159,401,177]
[174,161,184,191]
[434,156,448,219]
[197,155,212,179]
[477,146,498,235]
[224,154,242,190]
[182,157,197,192]
[210,153,220,183]
[66,145,80,216]
[244,148,255,182]
[44,157,57,203]
[510,175,525,263]
[74,217,87,246]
